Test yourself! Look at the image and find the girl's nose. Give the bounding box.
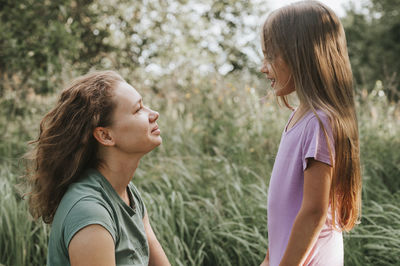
[261,64,269,74]
[149,109,159,122]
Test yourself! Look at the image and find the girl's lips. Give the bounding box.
[269,78,276,88]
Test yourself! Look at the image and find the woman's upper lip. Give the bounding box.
[151,125,159,132]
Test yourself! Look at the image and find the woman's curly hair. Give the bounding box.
[26,70,125,224]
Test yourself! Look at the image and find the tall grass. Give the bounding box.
[0,75,399,265]
[0,162,50,266]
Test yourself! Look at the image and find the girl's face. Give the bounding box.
[261,43,295,96]
[108,81,162,155]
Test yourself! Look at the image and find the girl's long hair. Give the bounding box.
[262,0,361,231]
[26,70,125,224]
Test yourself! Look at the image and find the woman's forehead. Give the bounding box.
[113,82,141,105]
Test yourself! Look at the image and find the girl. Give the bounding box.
[259,1,361,265]
[26,71,170,266]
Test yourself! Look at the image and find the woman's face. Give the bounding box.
[108,81,161,155]
[261,42,295,96]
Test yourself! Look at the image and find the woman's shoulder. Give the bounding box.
[53,170,112,223]
[63,169,105,200]
[51,191,118,259]
[53,176,118,238]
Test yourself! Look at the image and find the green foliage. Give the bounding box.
[343,0,400,99]
[133,78,282,265]
[358,95,400,194]
[0,162,50,266]
[0,0,115,95]
[1,0,400,265]
[1,74,400,265]
[342,91,400,265]
[0,0,268,97]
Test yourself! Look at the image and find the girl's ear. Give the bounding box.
[93,127,115,146]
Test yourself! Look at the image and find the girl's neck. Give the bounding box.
[296,103,309,114]
[287,104,309,131]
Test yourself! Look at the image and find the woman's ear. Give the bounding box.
[93,127,115,146]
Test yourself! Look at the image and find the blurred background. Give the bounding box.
[0,0,399,265]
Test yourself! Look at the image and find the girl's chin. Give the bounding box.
[274,87,295,96]
[274,88,284,96]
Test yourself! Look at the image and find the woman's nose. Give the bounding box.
[149,109,159,122]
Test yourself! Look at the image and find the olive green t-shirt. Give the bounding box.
[47,168,149,266]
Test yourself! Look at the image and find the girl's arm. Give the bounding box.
[143,212,171,266]
[260,248,270,266]
[279,158,332,266]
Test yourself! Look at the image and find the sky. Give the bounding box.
[269,0,356,17]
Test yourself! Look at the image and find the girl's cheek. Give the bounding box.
[266,62,273,73]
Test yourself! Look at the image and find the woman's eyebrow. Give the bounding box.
[132,98,142,109]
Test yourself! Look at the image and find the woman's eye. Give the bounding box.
[135,106,142,113]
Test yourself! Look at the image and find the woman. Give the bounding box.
[26,70,170,265]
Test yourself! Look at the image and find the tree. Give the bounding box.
[0,0,112,95]
[343,0,400,99]
[97,0,268,92]
[0,0,269,96]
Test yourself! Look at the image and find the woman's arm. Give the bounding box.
[279,158,332,266]
[69,224,116,266]
[143,212,171,266]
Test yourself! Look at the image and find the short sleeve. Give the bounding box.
[129,183,147,219]
[63,197,116,249]
[301,115,335,170]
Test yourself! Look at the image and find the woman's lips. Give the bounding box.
[151,125,161,135]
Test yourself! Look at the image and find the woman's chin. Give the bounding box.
[151,136,162,147]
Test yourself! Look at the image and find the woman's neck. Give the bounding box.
[97,154,141,198]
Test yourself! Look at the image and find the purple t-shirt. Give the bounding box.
[267,110,343,266]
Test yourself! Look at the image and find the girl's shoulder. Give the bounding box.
[285,108,329,135]
[308,108,330,120]
[303,109,331,129]
[300,109,334,145]
[301,109,336,167]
